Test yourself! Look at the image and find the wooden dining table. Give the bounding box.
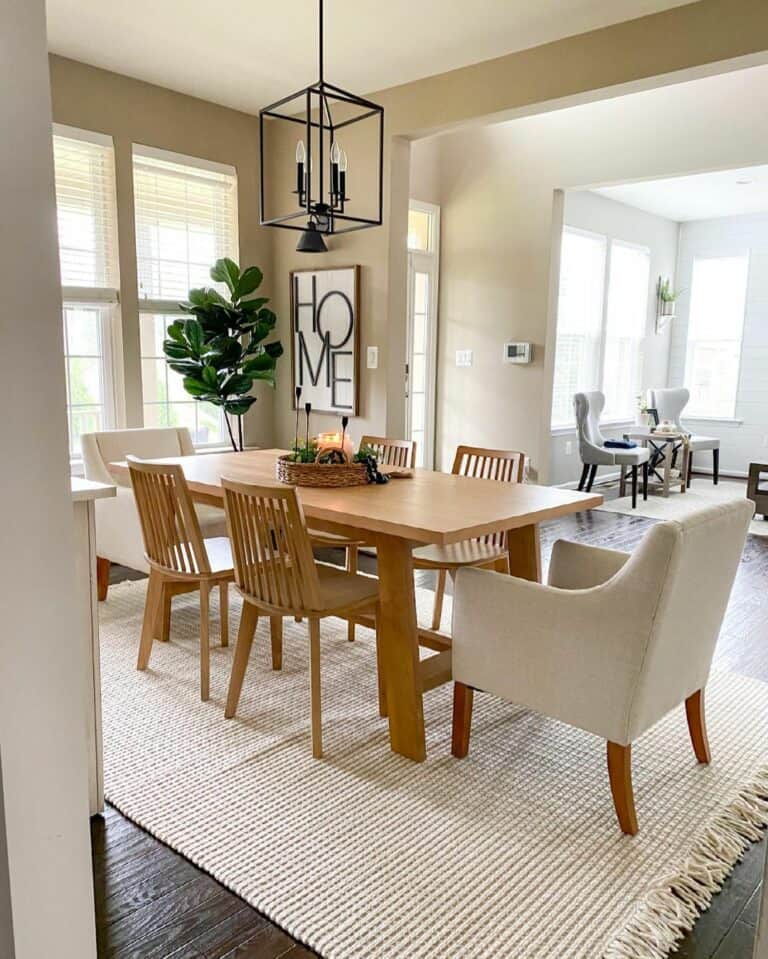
[110,449,602,762]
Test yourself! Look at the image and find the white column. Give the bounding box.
[0,1,98,956]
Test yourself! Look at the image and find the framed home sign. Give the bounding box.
[290,265,360,415]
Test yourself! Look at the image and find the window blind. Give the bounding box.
[132,148,238,306]
[53,132,119,291]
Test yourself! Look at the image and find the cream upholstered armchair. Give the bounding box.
[81,427,228,600]
[648,387,720,486]
[450,499,753,835]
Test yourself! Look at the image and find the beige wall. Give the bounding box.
[411,60,768,479]
[49,55,276,447]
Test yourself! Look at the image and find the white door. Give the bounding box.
[406,201,440,468]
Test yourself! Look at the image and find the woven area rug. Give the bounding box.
[99,580,768,959]
[597,478,768,537]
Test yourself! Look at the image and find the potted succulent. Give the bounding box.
[163,258,283,451]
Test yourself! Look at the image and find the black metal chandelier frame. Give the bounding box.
[258,0,384,238]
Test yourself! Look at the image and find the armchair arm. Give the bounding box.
[451,565,656,744]
[548,540,629,590]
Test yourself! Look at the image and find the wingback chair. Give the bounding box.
[574,391,650,508]
[81,427,228,600]
[450,499,754,834]
[648,387,720,486]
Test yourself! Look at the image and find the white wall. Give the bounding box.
[669,212,768,476]
[549,190,679,486]
[410,62,768,482]
[0,2,97,956]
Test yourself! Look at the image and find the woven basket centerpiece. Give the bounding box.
[276,448,369,488]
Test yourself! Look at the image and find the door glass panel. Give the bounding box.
[407,210,432,252]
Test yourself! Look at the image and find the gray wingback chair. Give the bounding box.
[574,391,650,508]
[450,499,754,834]
[647,387,720,486]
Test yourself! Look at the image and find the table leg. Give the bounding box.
[375,534,426,762]
[507,524,541,583]
[662,445,671,497]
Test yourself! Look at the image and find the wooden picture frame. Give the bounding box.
[289,265,360,416]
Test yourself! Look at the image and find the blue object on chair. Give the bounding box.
[604,439,638,450]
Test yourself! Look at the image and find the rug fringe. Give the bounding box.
[603,765,768,959]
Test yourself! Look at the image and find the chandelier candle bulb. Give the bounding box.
[295,141,306,195]
[339,148,347,200]
[330,142,340,197]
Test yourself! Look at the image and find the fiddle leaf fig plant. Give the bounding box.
[163,258,283,451]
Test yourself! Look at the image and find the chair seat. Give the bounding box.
[688,435,720,452]
[413,539,507,570]
[308,528,366,549]
[612,446,651,466]
[202,537,234,577]
[312,565,379,612]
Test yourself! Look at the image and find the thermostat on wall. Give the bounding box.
[503,342,533,364]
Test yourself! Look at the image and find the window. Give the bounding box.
[551,228,650,428]
[133,146,238,445]
[53,127,121,458]
[684,256,748,418]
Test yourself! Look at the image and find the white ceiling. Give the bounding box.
[593,166,768,222]
[45,0,690,115]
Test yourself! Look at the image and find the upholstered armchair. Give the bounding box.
[647,387,720,485]
[450,500,754,834]
[81,427,228,599]
[574,391,650,507]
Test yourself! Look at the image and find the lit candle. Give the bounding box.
[296,140,306,195]
[330,141,340,198]
[316,431,354,459]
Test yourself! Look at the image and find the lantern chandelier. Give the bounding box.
[259,0,385,253]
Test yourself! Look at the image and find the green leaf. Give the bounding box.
[202,365,220,390]
[263,341,283,359]
[224,397,257,416]
[221,373,253,396]
[168,360,204,377]
[205,336,242,366]
[166,321,185,343]
[242,353,274,375]
[182,376,210,397]
[184,318,204,356]
[235,266,263,299]
[256,308,276,330]
[163,342,190,360]
[240,297,269,313]
[210,257,240,294]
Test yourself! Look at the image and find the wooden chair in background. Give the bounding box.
[128,457,234,701]
[310,435,416,642]
[222,479,381,758]
[413,445,525,631]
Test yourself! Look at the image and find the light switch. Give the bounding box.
[366,346,379,369]
[455,349,473,368]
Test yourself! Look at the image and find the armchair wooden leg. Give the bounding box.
[586,464,598,492]
[607,742,638,836]
[96,556,110,601]
[137,569,163,671]
[270,616,283,671]
[685,689,711,764]
[619,466,626,499]
[219,582,229,647]
[631,465,638,510]
[431,569,447,631]
[713,449,720,485]
[225,602,259,719]
[687,452,694,488]
[200,581,211,702]
[577,464,590,491]
[309,617,323,759]
[346,546,358,641]
[451,682,474,758]
[642,462,649,501]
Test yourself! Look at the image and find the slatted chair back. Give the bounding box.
[222,479,321,614]
[360,435,416,468]
[452,445,526,546]
[127,456,211,576]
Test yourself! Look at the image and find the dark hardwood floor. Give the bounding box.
[97,487,766,958]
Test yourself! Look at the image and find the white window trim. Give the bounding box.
[132,143,237,179]
[682,252,749,421]
[551,226,650,431]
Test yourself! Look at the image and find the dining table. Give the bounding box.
[110,449,603,762]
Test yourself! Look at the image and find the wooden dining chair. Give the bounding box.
[128,456,234,701]
[413,445,525,631]
[309,434,417,642]
[222,479,381,758]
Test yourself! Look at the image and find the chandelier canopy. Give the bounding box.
[259,0,385,253]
